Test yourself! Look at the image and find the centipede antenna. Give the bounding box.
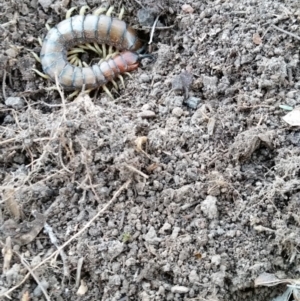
[138,53,155,62]
[149,15,159,45]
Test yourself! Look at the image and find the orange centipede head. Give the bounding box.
[120,51,140,72]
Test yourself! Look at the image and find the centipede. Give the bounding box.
[39,9,150,93]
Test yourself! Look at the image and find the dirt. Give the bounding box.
[1,0,300,300]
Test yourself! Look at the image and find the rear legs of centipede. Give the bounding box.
[32,5,129,99]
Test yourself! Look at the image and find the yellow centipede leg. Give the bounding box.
[79,5,90,16]
[102,85,113,99]
[102,44,107,58]
[125,72,133,79]
[66,6,77,19]
[67,90,80,99]
[93,7,107,16]
[38,37,43,47]
[31,69,50,79]
[118,7,125,20]
[68,48,85,55]
[106,6,114,16]
[31,51,41,63]
[118,75,125,89]
[111,79,118,90]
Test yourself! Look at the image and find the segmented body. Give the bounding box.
[40,14,144,90]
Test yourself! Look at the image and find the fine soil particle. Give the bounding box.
[1,0,300,300]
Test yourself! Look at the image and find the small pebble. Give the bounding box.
[189,270,200,283]
[139,73,151,83]
[201,195,218,219]
[137,110,156,118]
[171,285,190,294]
[185,96,201,109]
[211,254,221,266]
[5,97,25,109]
[172,107,184,117]
[137,9,155,26]
[38,0,53,10]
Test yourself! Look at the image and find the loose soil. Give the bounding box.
[1,0,300,300]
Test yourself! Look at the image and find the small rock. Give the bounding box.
[5,97,25,109]
[159,222,171,234]
[211,254,221,266]
[137,9,155,26]
[108,275,121,286]
[171,285,189,294]
[144,227,162,244]
[33,279,49,297]
[125,257,136,267]
[189,270,200,283]
[137,110,156,118]
[172,107,184,117]
[202,75,218,90]
[107,241,124,258]
[171,227,180,239]
[201,196,218,219]
[139,73,151,83]
[140,291,151,301]
[172,71,193,99]
[38,0,53,10]
[182,4,194,13]
[185,96,201,109]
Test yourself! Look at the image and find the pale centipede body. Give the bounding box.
[40,14,144,90]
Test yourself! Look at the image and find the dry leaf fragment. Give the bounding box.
[4,187,21,220]
[146,163,159,173]
[253,33,262,45]
[207,117,216,135]
[282,108,300,126]
[21,291,30,301]
[2,237,13,273]
[77,280,88,296]
[0,212,47,246]
[135,136,148,152]
[255,272,285,287]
